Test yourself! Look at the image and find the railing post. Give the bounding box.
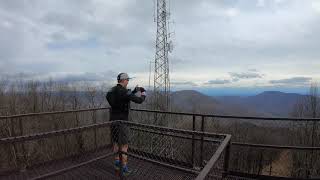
[75,111,83,153]
[269,156,273,175]
[109,108,111,122]
[18,117,23,136]
[63,113,68,157]
[64,133,67,156]
[93,110,97,150]
[192,115,196,168]
[257,151,263,175]
[200,116,204,166]
[155,112,158,125]
[18,117,27,172]
[151,112,158,152]
[223,142,231,177]
[9,117,18,169]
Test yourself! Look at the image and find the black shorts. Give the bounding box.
[111,121,129,145]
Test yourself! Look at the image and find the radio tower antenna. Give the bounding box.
[153,0,172,112]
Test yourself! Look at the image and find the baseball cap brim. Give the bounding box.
[118,73,136,80]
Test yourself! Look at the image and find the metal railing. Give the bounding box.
[1,119,230,180]
[1,120,115,179]
[1,107,320,179]
[0,107,111,175]
[130,108,320,179]
[195,134,231,180]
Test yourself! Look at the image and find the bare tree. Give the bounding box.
[290,82,320,178]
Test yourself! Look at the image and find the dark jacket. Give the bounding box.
[106,84,145,120]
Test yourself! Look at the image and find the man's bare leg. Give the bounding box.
[113,143,120,161]
[120,144,128,167]
[113,143,121,176]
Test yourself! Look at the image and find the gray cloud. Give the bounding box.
[0,16,24,62]
[53,71,118,83]
[248,68,258,72]
[1,71,117,84]
[0,0,154,73]
[0,72,46,82]
[231,78,240,82]
[42,12,86,32]
[172,0,320,72]
[205,79,232,85]
[171,57,189,65]
[0,0,319,89]
[55,73,104,83]
[229,72,263,79]
[203,70,264,85]
[269,77,312,85]
[171,81,198,86]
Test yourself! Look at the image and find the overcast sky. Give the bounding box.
[0,0,319,95]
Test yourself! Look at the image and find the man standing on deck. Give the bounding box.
[106,73,146,176]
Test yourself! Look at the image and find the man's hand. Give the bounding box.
[132,86,139,94]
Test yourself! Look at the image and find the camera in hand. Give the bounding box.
[132,87,146,94]
[139,87,146,92]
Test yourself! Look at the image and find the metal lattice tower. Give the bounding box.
[153,0,172,112]
[151,0,173,157]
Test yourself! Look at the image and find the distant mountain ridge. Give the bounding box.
[171,90,265,116]
[215,91,305,116]
[133,90,305,117]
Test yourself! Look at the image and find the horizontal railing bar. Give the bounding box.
[125,121,228,138]
[131,108,320,121]
[30,152,115,180]
[131,126,222,143]
[129,148,193,168]
[0,121,112,144]
[0,107,110,119]
[128,152,200,175]
[195,134,232,180]
[231,142,320,150]
[228,171,315,180]
[183,137,320,150]
[2,107,319,121]
[0,120,226,144]
[2,118,319,151]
